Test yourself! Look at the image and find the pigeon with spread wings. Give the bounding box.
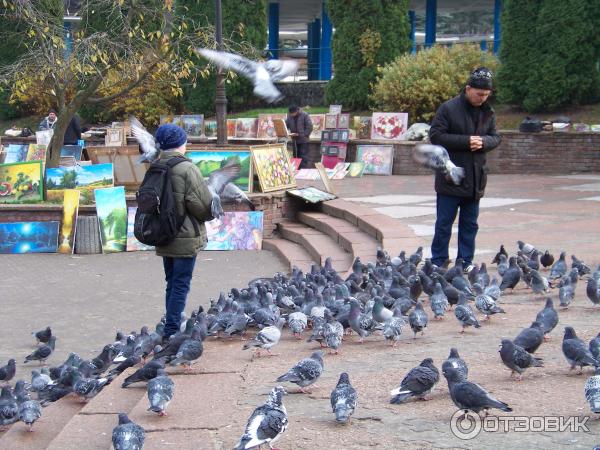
[195,48,299,103]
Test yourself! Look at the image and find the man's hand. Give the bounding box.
[470,136,483,151]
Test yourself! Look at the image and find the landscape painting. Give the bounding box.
[0,221,59,254]
[257,113,287,139]
[95,186,127,253]
[205,211,263,251]
[356,145,394,175]
[60,145,83,161]
[0,161,43,204]
[204,120,217,138]
[46,163,114,204]
[58,189,80,254]
[236,118,259,139]
[251,144,296,192]
[371,112,408,141]
[287,187,336,203]
[3,144,29,164]
[181,114,204,137]
[126,207,154,251]
[186,150,252,192]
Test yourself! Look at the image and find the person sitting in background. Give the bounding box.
[38,109,57,131]
[64,115,82,145]
[285,105,313,168]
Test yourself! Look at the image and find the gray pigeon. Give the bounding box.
[287,310,308,339]
[549,251,568,280]
[497,254,509,277]
[0,359,16,385]
[535,298,559,339]
[443,367,512,414]
[408,300,428,338]
[562,327,599,373]
[559,277,575,308]
[276,351,324,393]
[122,359,165,388]
[323,310,344,354]
[473,283,505,320]
[412,144,465,185]
[147,369,174,416]
[32,326,52,345]
[517,240,537,259]
[73,370,109,401]
[442,348,468,382]
[348,299,380,342]
[484,277,501,302]
[18,398,42,432]
[382,308,406,347]
[331,372,357,423]
[587,277,600,306]
[243,318,285,360]
[0,385,18,428]
[109,348,143,378]
[529,269,549,295]
[514,322,545,354]
[500,257,522,292]
[430,282,449,320]
[390,358,439,404]
[590,333,600,361]
[30,370,52,393]
[499,339,543,381]
[24,336,56,364]
[112,413,145,450]
[454,293,481,333]
[571,255,591,276]
[233,386,288,450]
[169,329,204,371]
[584,368,600,415]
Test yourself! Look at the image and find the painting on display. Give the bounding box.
[329,105,342,115]
[46,163,114,204]
[354,116,372,140]
[58,189,80,254]
[294,168,319,180]
[309,114,326,139]
[324,113,338,129]
[126,207,154,252]
[205,211,263,250]
[186,150,252,192]
[26,144,47,162]
[204,120,217,138]
[0,221,59,254]
[0,161,44,204]
[227,119,237,138]
[287,186,336,203]
[3,144,29,164]
[86,146,147,190]
[36,130,53,146]
[250,144,296,192]
[235,118,259,139]
[356,145,394,175]
[95,186,127,253]
[371,112,408,141]
[257,113,287,139]
[331,163,351,180]
[181,115,204,137]
[337,114,350,129]
[105,128,125,147]
[290,158,302,171]
[347,162,366,178]
[60,145,83,161]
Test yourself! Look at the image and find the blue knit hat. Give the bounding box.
[155,124,187,151]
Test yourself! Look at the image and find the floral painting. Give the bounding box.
[257,113,287,139]
[26,144,47,162]
[0,161,43,204]
[309,114,326,139]
[0,221,59,254]
[251,144,296,192]
[371,112,408,141]
[347,162,366,178]
[354,116,372,140]
[236,118,259,139]
[95,186,127,253]
[205,211,263,250]
[356,145,394,175]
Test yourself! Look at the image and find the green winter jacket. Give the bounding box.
[155,151,213,258]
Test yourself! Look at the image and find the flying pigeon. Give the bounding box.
[499,339,543,381]
[330,372,357,423]
[443,367,512,414]
[442,348,469,383]
[24,336,56,365]
[408,300,428,338]
[276,351,324,393]
[233,386,288,450]
[196,48,299,103]
[584,367,600,415]
[112,413,145,450]
[562,327,599,373]
[147,369,174,416]
[390,358,439,404]
[513,322,545,354]
[32,326,52,345]
[382,307,406,347]
[454,293,481,333]
[243,318,285,360]
[413,144,466,185]
[0,359,16,385]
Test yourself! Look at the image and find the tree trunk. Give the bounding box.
[46,110,77,168]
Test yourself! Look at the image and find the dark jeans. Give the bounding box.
[431,194,479,267]
[163,256,196,338]
[294,141,310,168]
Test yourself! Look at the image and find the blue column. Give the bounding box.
[319,5,332,80]
[493,0,502,55]
[307,22,314,80]
[480,40,488,51]
[268,2,279,59]
[424,0,437,49]
[408,10,416,54]
[64,21,73,58]
[311,19,321,81]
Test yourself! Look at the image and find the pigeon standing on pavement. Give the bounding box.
[497,254,509,277]
[382,307,406,347]
[540,250,555,269]
[32,326,52,345]
[500,257,522,292]
[330,372,357,424]
[587,277,600,306]
[243,318,285,360]
[491,244,508,265]
[559,277,575,308]
[513,322,545,354]
[30,370,52,393]
[571,255,591,276]
[535,298,559,339]
[323,310,344,354]
[430,282,449,320]
[0,385,18,429]
[584,368,600,415]
[590,333,600,361]
[112,413,145,450]
[499,339,543,381]
[408,300,428,338]
[442,348,469,382]
[0,359,16,385]
[562,327,599,373]
[276,351,324,393]
[443,367,512,414]
[454,293,481,333]
[473,283,505,320]
[549,251,568,280]
[390,358,439,404]
[24,336,56,365]
[73,369,109,401]
[169,328,204,371]
[18,396,42,432]
[517,240,537,259]
[122,359,165,388]
[147,369,174,416]
[287,309,308,339]
[233,386,288,450]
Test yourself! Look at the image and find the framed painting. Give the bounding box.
[205,211,263,250]
[294,168,319,180]
[60,145,83,161]
[58,189,80,254]
[0,161,44,204]
[235,118,259,139]
[315,162,335,195]
[250,144,296,192]
[26,144,47,162]
[339,129,349,142]
[204,120,217,138]
[160,115,174,125]
[0,221,59,254]
[321,130,331,141]
[227,119,237,138]
[126,206,154,251]
[95,186,127,253]
[105,127,126,147]
[287,186,336,203]
[257,113,287,139]
[3,144,29,164]
[290,158,302,171]
[181,114,204,137]
[87,146,147,190]
[371,112,408,141]
[338,114,350,129]
[329,105,342,114]
[325,113,338,129]
[356,145,394,175]
[309,114,326,139]
[331,130,340,142]
[46,163,114,205]
[332,163,351,180]
[36,130,53,146]
[272,118,289,138]
[185,149,253,192]
[353,116,371,140]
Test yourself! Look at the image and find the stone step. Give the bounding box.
[277,220,353,273]
[262,237,316,273]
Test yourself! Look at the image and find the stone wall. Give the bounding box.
[274,81,327,107]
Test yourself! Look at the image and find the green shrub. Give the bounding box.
[370,44,499,123]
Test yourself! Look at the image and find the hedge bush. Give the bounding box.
[370,44,499,123]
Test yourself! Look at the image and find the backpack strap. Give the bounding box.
[165,155,201,237]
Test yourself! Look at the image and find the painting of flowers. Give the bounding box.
[236,118,259,139]
[371,112,408,141]
[257,114,287,139]
[309,114,326,139]
[251,144,296,192]
[356,145,394,175]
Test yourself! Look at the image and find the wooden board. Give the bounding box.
[86,145,146,189]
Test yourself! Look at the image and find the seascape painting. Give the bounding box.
[0,221,59,254]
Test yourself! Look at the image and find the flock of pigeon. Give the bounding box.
[1,240,599,449]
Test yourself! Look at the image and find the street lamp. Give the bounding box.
[215,0,228,145]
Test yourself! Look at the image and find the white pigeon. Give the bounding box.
[413,144,466,186]
[195,48,299,103]
[130,116,160,163]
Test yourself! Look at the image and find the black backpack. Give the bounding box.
[519,117,543,133]
[134,155,196,246]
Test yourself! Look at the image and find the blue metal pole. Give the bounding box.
[319,4,332,80]
[424,0,437,49]
[268,2,279,59]
[493,0,502,55]
[64,21,73,58]
[480,40,488,51]
[409,10,416,54]
[312,19,321,81]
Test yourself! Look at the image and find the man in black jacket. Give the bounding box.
[429,67,501,273]
[285,105,313,168]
